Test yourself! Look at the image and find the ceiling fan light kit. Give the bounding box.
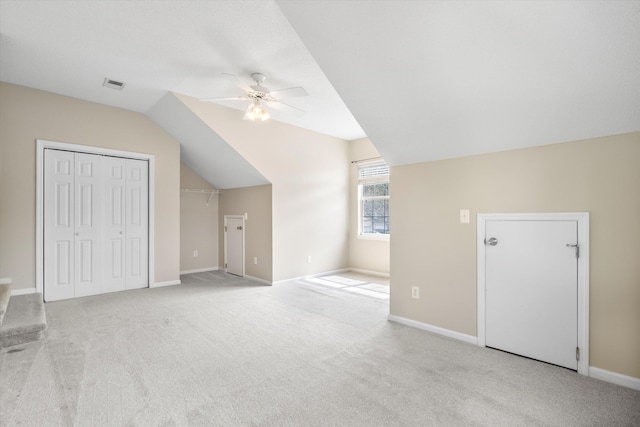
[245,100,270,121]
[200,72,308,122]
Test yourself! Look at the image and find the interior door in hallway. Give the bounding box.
[225,216,244,277]
[485,219,578,370]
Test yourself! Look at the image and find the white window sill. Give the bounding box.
[357,233,390,241]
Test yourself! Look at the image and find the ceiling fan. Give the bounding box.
[199,72,308,121]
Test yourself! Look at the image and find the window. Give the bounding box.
[358,161,390,237]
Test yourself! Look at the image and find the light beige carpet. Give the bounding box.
[1,271,639,426]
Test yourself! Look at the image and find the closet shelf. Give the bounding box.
[180,187,220,206]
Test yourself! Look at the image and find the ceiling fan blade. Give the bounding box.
[269,86,308,99]
[268,99,305,114]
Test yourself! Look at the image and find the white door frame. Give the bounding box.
[477,212,589,375]
[223,215,245,277]
[36,139,155,294]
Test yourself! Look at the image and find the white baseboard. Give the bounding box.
[589,366,640,391]
[244,275,272,286]
[152,280,181,288]
[11,288,36,296]
[180,267,219,275]
[0,278,12,285]
[349,268,390,278]
[388,315,478,345]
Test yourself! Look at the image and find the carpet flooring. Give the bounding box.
[1,271,639,426]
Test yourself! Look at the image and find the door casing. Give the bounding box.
[36,139,155,295]
[477,212,589,375]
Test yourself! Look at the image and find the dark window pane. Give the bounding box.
[373,199,385,215]
[363,184,374,197]
[362,217,373,234]
[374,182,389,197]
[363,200,373,216]
[373,217,385,234]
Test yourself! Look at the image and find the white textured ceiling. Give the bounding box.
[0,0,364,140]
[1,0,639,171]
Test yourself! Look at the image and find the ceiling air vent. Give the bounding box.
[103,78,125,90]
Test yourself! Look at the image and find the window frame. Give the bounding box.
[357,160,390,240]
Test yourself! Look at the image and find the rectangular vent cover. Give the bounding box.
[103,78,125,90]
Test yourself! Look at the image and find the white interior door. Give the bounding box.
[125,159,148,289]
[44,149,75,302]
[225,217,244,277]
[103,156,126,293]
[485,220,578,370]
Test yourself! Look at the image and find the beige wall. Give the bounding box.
[0,82,181,290]
[176,94,350,282]
[180,163,218,273]
[218,185,273,282]
[390,132,640,378]
[349,138,390,275]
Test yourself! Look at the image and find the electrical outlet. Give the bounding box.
[193,250,198,257]
[307,255,312,264]
[411,286,420,299]
[253,257,258,265]
[460,209,470,224]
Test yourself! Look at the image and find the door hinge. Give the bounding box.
[224,226,227,232]
[566,243,579,258]
[225,263,227,269]
[576,346,580,361]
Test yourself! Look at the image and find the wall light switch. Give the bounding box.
[411,286,420,299]
[193,250,199,257]
[253,257,258,265]
[307,256,312,264]
[460,209,470,224]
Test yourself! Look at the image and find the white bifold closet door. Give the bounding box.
[44,149,148,302]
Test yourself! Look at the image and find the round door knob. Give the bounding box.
[119,231,124,235]
[75,232,79,236]
[486,237,498,246]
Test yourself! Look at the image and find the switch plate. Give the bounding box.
[460,209,470,224]
[193,250,198,257]
[307,256,312,264]
[253,257,258,265]
[411,286,420,299]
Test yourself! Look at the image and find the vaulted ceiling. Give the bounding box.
[1,1,638,186]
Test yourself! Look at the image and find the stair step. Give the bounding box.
[0,283,11,326]
[0,293,47,348]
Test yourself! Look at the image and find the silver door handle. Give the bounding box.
[486,237,498,246]
[237,226,243,230]
[119,231,124,235]
[75,232,79,236]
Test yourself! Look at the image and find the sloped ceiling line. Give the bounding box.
[146,93,270,190]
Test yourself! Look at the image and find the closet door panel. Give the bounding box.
[74,153,103,297]
[44,149,75,302]
[125,159,149,289]
[103,157,126,292]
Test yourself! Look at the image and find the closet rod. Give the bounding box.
[180,188,221,206]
